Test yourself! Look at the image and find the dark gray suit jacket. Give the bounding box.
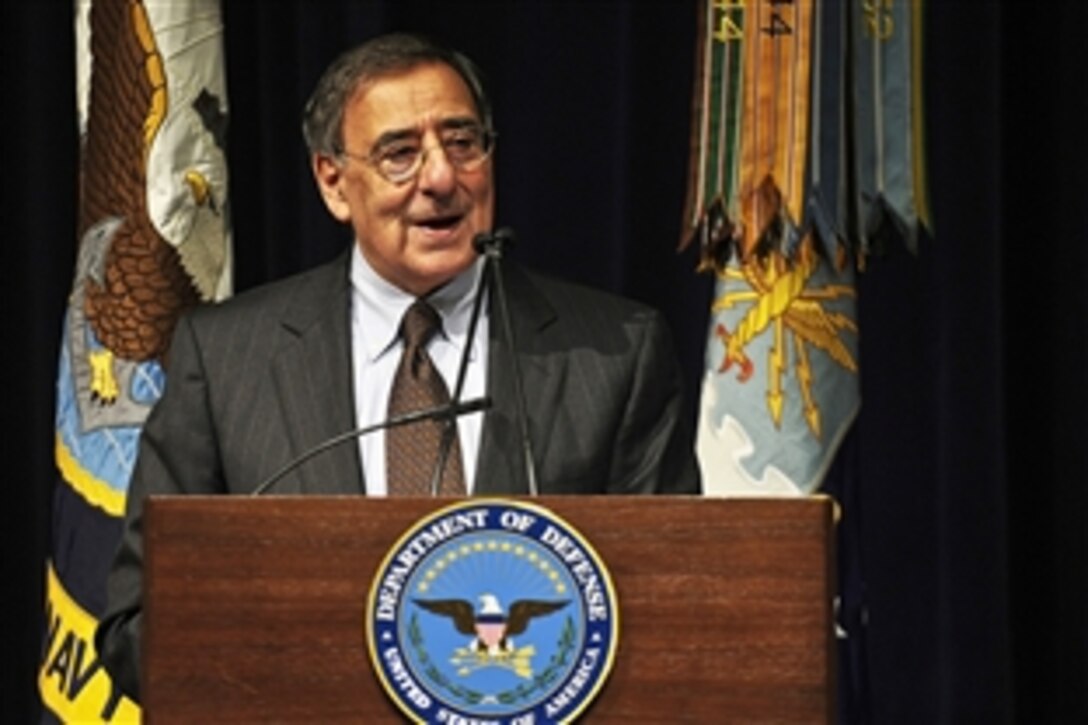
[96,250,699,700]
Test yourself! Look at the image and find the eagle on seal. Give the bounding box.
[414,593,568,654]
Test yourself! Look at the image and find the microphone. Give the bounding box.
[251,396,492,496]
[427,250,492,496]
[472,228,539,496]
[473,227,516,256]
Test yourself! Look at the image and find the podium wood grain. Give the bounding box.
[144,495,835,723]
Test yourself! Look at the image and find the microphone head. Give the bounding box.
[473,228,517,255]
[472,231,492,254]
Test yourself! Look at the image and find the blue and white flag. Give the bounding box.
[696,246,859,495]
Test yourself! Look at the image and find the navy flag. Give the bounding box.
[39,0,231,720]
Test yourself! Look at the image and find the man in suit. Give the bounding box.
[97,32,699,702]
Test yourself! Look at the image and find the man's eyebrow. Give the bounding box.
[371,128,419,149]
[437,116,481,130]
[370,117,480,150]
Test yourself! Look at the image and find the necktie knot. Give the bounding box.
[400,300,442,350]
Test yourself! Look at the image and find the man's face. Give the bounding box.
[313,62,494,297]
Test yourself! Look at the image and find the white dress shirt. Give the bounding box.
[349,245,489,495]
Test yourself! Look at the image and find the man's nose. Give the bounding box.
[417,143,457,196]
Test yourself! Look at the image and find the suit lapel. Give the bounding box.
[269,251,364,494]
[260,255,560,496]
[476,262,562,495]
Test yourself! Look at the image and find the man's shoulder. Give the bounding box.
[514,263,661,324]
[187,251,348,326]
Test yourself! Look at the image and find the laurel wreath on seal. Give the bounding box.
[408,613,578,706]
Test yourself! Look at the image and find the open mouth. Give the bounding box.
[416,213,463,232]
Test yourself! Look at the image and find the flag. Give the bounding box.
[682,0,817,268]
[683,11,928,722]
[808,0,847,259]
[851,0,931,256]
[684,0,861,496]
[683,0,929,495]
[39,0,230,720]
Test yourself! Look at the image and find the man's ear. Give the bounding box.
[312,153,351,222]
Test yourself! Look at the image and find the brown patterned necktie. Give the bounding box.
[386,299,466,496]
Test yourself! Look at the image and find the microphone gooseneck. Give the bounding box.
[473,228,539,496]
[251,396,492,496]
[428,255,492,496]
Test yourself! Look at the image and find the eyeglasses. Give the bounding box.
[336,124,497,185]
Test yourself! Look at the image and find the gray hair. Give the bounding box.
[302,33,492,157]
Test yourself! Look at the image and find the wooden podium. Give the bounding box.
[143,495,836,722]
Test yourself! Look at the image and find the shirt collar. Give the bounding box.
[349,244,486,363]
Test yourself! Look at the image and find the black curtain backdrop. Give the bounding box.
[6,1,1086,722]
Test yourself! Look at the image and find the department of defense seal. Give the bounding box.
[366,499,619,724]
